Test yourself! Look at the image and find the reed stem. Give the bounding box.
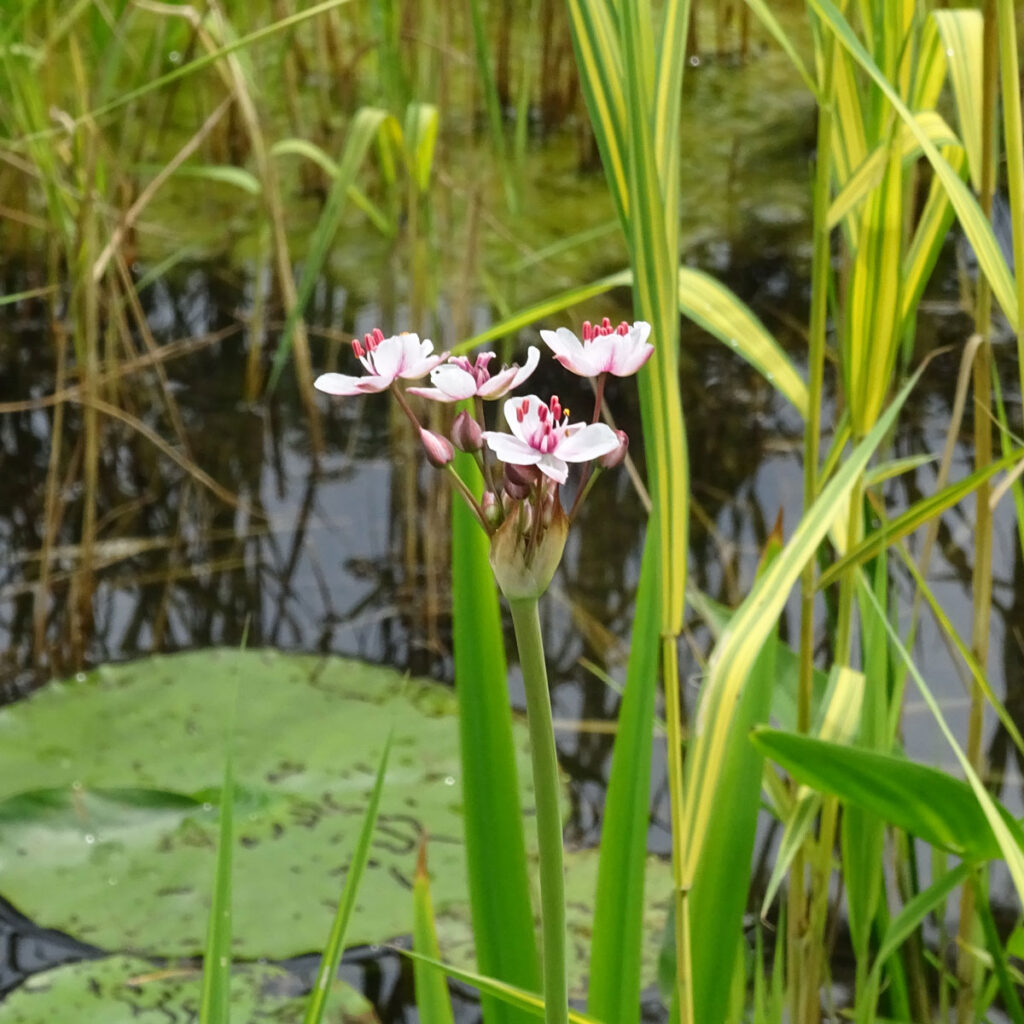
[507,598,568,1024]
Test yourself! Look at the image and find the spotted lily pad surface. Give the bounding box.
[0,649,669,992]
[0,955,376,1023]
[0,650,529,959]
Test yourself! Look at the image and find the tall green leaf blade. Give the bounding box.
[932,10,983,190]
[587,540,659,1024]
[413,842,457,1024]
[690,615,777,1024]
[451,448,539,1024]
[303,730,394,1024]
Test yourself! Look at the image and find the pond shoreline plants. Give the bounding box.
[3,0,1024,1022]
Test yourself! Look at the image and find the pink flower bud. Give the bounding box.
[504,477,532,501]
[503,462,539,500]
[599,430,629,469]
[505,463,540,488]
[420,428,454,468]
[451,410,483,452]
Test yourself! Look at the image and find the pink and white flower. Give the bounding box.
[482,394,620,485]
[407,346,540,402]
[540,318,653,378]
[314,329,446,396]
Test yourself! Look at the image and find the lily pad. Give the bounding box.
[0,954,377,1023]
[0,650,528,960]
[0,650,669,992]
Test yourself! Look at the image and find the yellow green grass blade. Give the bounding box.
[827,112,958,230]
[413,842,457,1024]
[995,0,1024,408]
[680,368,922,895]
[742,0,817,95]
[303,731,394,1024]
[678,267,808,417]
[809,0,1018,331]
[562,0,629,224]
[901,145,968,329]
[818,448,1024,589]
[451,449,539,1024]
[688,525,785,1024]
[932,10,983,191]
[843,135,902,437]
[452,271,633,354]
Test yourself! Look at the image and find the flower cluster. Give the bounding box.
[314,319,652,599]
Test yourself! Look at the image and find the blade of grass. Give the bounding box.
[451,446,539,1024]
[303,729,394,1024]
[396,950,603,1024]
[413,840,457,1024]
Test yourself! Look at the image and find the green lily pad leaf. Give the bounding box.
[0,650,669,992]
[0,650,533,960]
[0,954,377,1023]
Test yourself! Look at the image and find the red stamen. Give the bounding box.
[372,328,385,343]
[364,331,377,351]
[352,339,365,358]
[616,321,629,335]
[582,320,593,341]
[538,404,548,421]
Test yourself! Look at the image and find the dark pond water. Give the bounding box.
[1,23,1022,1023]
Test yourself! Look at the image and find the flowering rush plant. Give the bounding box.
[314,316,652,1024]
[314,317,651,600]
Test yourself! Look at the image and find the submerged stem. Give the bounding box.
[507,598,568,1024]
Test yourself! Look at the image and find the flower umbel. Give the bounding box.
[540,318,653,378]
[408,346,540,402]
[482,395,619,485]
[314,329,446,395]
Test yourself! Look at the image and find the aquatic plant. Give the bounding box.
[315,320,648,1024]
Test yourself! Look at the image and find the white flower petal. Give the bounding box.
[314,372,390,395]
[482,432,543,466]
[535,454,569,484]
[540,328,590,375]
[554,422,619,462]
[368,336,405,381]
[502,394,544,442]
[429,364,480,400]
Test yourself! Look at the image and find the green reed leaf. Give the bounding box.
[451,449,539,1024]
[751,729,1023,861]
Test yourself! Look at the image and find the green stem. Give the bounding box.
[507,598,568,1024]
